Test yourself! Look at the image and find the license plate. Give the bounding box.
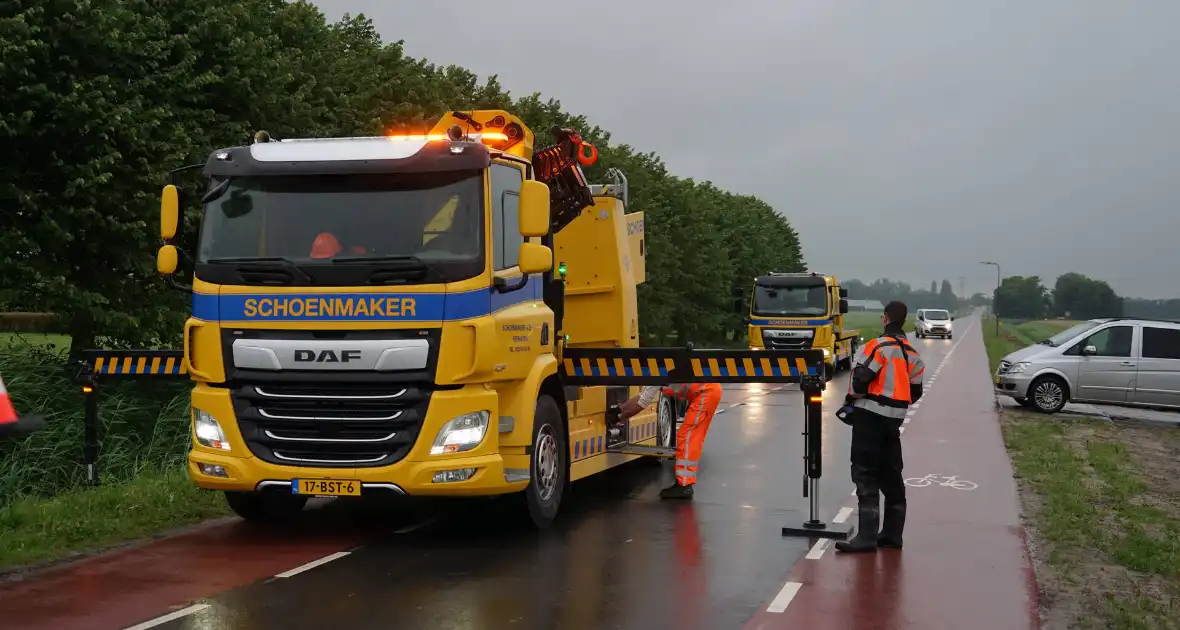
[292,479,361,497]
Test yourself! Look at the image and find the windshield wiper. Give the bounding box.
[331,255,443,284]
[205,256,313,285]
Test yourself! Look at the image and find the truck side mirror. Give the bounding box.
[517,242,553,274]
[161,185,180,240]
[839,299,849,314]
[839,287,848,298]
[518,180,550,237]
[157,245,179,275]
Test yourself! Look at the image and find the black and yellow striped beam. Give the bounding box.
[560,347,824,385]
[79,350,188,378]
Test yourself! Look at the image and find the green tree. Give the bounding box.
[1052,273,1122,319]
[994,276,1050,319]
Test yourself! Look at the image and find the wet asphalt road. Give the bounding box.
[142,338,958,630]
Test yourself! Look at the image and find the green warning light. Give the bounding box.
[558,262,567,278]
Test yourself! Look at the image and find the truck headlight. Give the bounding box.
[822,348,831,357]
[431,411,490,455]
[1006,362,1031,374]
[193,409,231,451]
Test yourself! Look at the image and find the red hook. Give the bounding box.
[577,141,599,166]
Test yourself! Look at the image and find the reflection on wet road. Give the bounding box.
[120,339,956,629]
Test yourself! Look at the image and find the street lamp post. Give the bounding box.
[981,261,1001,336]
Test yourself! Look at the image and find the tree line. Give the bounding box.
[842,278,960,311]
[0,0,803,353]
[990,272,1180,321]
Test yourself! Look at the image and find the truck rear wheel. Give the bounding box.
[225,491,308,522]
[523,394,567,529]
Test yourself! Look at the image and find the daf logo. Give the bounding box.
[294,349,363,363]
[766,330,813,339]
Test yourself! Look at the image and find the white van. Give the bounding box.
[994,318,1180,413]
[915,308,954,339]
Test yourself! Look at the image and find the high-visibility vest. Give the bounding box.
[851,333,924,418]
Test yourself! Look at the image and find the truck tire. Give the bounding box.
[523,394,567,529]
[824,363,834,382]
[225,491,308,522]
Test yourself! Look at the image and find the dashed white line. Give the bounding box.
[767,582,803,613]
[899,426,907,434]
[122,604,211,630]
[806,538,831,560]
[274,551,351,578]
[833,506,854,523]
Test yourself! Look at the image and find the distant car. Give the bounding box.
[994,317,1180,414]
[914,308,954,339]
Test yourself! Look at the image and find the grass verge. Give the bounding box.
[985,318,1180,628]
[0,337,223,573]
[0,469,228,571]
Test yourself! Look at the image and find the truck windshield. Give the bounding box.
[196,170,484,285]
[752,284,829,317]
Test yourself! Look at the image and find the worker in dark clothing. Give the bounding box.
[835,300,925,553]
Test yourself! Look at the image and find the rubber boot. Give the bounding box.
[660,483,694,500]
[835,506,879,553]
[878,503,906,548]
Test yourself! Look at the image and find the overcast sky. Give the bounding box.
[313,0,1179,299]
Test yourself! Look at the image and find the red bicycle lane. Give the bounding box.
[745,318,1040,630]
[0,511,380,630]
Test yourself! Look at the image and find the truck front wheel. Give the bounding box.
[225,491,308,522]
[524,394,567,529]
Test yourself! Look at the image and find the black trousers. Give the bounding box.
[849,408,905,511]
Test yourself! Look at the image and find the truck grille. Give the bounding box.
[231,383,428,468]
[761,330,814,350]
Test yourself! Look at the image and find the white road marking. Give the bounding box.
[122,604,211,630]
[806,538,831,560]
[274,551,351,578]
[767,582,803,613]
[899,426,907,434]
[903,417,910,424]
[833,506,854,523]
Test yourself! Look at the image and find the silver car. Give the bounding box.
[994,317,1180,413]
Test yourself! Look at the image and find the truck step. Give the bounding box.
[607,444,676,458]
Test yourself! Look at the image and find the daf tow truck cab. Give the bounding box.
[153,110,822,528]
[747,272,858,380]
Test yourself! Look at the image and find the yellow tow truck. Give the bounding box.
[747,272,858,381]
[143,110,821,527]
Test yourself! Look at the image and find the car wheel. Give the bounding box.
[1029,376,1068,414]
[225,491,308,522]
[523,394,567,529]
[947,333,953,339]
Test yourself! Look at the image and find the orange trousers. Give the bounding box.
[673,383,722,487]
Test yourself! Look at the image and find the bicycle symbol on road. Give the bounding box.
[904,474,978,491]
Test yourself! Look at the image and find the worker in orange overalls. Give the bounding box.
[616,382,723,500]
